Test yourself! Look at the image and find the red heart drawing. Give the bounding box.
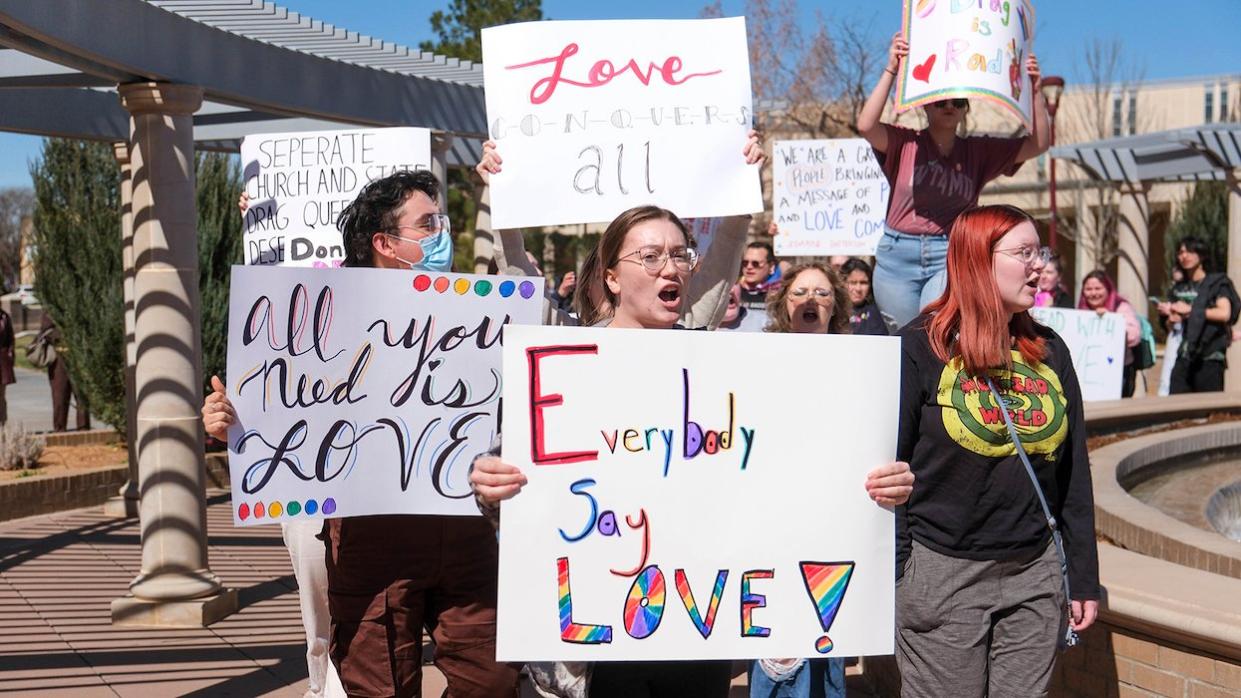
[912,54,936,82]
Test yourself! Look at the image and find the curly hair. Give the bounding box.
[764,261,852,334]
[335,170,440,268]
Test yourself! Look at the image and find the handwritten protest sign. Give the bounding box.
[497,325,899,660]
[1030,307,1125,401]
[896,0,1036,127]
[225,265,542,525]
[240,128,431,267]
[482,18,762,229]
[772,139,889,256]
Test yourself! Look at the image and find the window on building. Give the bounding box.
[1205,84,1215,123]
[1222,84,1230,122]
[1128,93,1137,135]
[1113,94,1123,136]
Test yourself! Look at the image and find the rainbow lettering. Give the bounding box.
[799,561,855,654]
[623,565,666,639]
[675,569,728,639]
[740,569,773,637]
[557,557,612,644]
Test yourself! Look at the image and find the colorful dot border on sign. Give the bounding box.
[407,275,534,300]
[237,498,336,521]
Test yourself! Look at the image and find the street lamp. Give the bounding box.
[1041,75,1066,251]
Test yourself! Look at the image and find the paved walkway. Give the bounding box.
[7,365,71,434]
[0,492,314,697]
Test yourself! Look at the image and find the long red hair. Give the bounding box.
[925,205,1046,376]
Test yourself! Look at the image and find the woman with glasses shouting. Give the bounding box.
[895,205,1098,697]
[469,200,914,696]
[857,31,1050,330]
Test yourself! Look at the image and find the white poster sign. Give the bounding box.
[482,18,762,229]
[896,0,1036,127]
[772,139,889,256]
[1029,307,1125,401]
[240,128,431,267]
[497,325,899,661]
[225,265,542,525]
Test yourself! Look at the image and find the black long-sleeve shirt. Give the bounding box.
[895,315,1100,600]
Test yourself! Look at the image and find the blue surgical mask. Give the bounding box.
[394,230,453,272]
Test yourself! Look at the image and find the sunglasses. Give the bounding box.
[932,98,968,109]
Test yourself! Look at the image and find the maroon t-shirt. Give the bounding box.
[877,124,1024,235]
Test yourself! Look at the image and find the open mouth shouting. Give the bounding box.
[657,282,682,311]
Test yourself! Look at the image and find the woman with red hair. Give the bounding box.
[895,205,1099,697]
[1077,270,1142,397]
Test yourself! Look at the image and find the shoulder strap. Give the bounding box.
[985,375,1079,648]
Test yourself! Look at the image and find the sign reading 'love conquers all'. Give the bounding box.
[896,0,1037,127]
[481,18,763,229]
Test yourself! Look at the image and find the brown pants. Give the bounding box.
[324,514,519,698]
[49,358,89,432]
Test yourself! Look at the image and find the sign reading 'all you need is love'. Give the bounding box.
[896,0,1036,126]
[497,325,899,661]
[225,266,542,525]
[482,18,763,229]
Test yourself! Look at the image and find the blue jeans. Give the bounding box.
[748,658,845,698]
[872,228,949,330]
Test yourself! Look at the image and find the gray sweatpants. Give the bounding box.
[896,540,1065,698]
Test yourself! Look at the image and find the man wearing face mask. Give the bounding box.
[205,170,520,698]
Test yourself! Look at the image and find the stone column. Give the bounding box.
[110,82,237,627]
[1116,182,1151,309]
[430,131,453,211]
[105,142,139,518]
[1226,174,1241,392]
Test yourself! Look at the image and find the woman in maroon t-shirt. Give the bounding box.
[858,32,1049,329]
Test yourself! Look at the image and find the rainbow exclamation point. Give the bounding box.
[799,561,855,654]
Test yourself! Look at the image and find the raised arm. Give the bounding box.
[858,32,907,154]
[1015,54,1050,163]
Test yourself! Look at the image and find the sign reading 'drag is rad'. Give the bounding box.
[1029,307,1126,402]
[497,325,899,661]
[240,128,431,267]
[772,139,889,256]
[896,0,1036,126]
[225,265,542,525]
[482,18,763,229]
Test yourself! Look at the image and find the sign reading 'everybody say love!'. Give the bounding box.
[497,325,899,661]
[896,0,1036,127]
[225,265,542,526]
[482,18,763,229]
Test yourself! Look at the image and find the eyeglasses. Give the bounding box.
[619,246,699,273]
[741,259,770,268]
[789,287,833,300]
[994,245,1052,267]
[931,98,968,109]
[385,213,451,238]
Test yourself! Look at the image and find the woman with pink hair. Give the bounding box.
[1077,270,1141,397]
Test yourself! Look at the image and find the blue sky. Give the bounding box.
[1,0,1238,189]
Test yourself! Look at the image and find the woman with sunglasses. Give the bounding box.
[470,208,914,697]
[857,32,1049,330]
[896,205,1098,697]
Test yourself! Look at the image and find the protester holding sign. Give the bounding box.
[748,261,854,698]
[204,170,521,698]
[858,32,1048,329]
[1077,270,1141,398]
[471,204,913,697]
[896,205,1098,697]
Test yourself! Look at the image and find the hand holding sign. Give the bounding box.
[895,0,1038,127]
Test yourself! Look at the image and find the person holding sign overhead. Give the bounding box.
[205,170,521,698]
[471,206,914,695]
[858,32,1049,329]
[895,205,1098,697]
